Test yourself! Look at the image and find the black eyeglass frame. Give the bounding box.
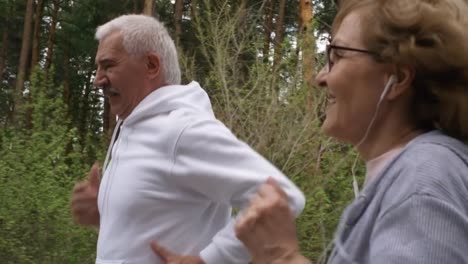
[325,44,378,72]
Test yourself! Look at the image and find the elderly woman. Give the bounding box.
[235,0,468,263]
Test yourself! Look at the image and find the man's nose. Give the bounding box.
[93,69,108,88]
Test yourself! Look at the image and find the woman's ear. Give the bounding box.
[146,52,161,79]
[386,65,415,100]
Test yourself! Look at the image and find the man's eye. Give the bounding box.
[104,64,115,70]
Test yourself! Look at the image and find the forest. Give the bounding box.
[0,0,366,263]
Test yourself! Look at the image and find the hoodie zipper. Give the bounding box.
[100,120,124,219]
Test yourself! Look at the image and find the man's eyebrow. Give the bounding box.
[95,58,115,65]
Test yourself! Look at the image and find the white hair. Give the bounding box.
[95,14,181,85]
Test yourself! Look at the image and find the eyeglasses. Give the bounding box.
[326,44,377,72]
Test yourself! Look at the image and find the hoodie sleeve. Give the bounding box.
[169,118,306,264]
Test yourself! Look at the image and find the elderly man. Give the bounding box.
[70,14,305,264]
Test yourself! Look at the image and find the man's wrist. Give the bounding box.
[270,250,311,264]
[195,256,205,264]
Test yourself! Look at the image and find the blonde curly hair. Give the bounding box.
[333,0,468,142]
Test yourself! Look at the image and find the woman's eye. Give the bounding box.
[330,52,344,66]
[333,50,344,59]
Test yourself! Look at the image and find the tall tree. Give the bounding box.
[273,0,286,69]
[191,0,198,22]
[0,30,8,80]
[133,0,139,12]
[62,44,70,109]
[299,0,316,113]
[0,1,11,81]
[77,70,93,144]
[174,0,184,45]
[315,0,338,34]
[15,0,35,115]
[262,0,274,59]
[31,0,45,70]
[142,0,155,16]
[44,0,60,72]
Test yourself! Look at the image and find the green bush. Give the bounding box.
[0,68,97,263]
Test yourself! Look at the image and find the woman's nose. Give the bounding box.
[315,66,328,88]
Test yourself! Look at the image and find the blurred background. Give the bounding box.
[0,0,364,263]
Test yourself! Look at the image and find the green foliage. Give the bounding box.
[183,2,365,262]
[0,68,96,263]
[0,0,364,262]
[314,0,339,34]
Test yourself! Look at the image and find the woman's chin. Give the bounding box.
[320,117,335,135]
[320,120,350,143]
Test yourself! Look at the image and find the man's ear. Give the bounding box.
[387,65,415,100]
[146,52,161,80]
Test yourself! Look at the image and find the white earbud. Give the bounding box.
[379,74,398,101]
[352,74,399,198]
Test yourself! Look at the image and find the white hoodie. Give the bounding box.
[96,81,305,264]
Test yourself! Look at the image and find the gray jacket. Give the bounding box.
[329,131,468,264]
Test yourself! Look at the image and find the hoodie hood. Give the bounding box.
[123,81,215,126]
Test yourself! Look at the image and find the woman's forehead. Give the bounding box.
[332,12,366,45]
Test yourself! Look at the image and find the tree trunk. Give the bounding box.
[142,0,155,16]
[299,0,316,114]
[14,0,34,115]
[273,0,286,69]
[133,0,139,13]
[31,0,45,71]
[78,71,92,146]
[262,0,274,59]
[191,0,198,22]
[174,0,184,46]
[0,30,8,80]
[44,0,59,73]
[63,44,70,112]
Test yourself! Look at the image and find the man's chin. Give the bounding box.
[111,109,130,120]
[108,106,121,118]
